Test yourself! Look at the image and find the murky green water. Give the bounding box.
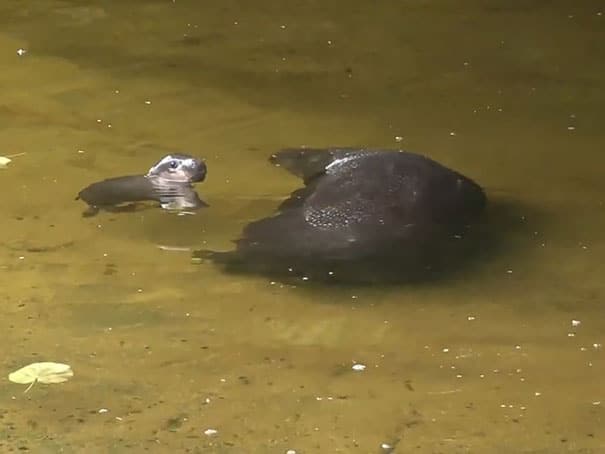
[0,1,604,452]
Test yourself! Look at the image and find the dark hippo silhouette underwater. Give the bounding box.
[195,147,488,284]
[76,154,208,217]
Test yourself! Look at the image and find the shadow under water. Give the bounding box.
[193,195,547,288]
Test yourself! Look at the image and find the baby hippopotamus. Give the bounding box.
[76,154,208,217]
[196,147,487,283]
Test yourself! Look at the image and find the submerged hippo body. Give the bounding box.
[76,154,208,216]
[196,147,487,283]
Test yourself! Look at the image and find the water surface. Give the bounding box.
[0,1,604,452]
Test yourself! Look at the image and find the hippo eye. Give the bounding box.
[169,160,178,169]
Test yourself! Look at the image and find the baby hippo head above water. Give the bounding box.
[146,154,207,183]
[76,153,208,217]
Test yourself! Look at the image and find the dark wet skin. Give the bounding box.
[195,147,487,283]
[76,154,208,217]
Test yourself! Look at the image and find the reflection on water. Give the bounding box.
[0,0,604,452]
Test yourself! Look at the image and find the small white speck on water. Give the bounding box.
[98,408,109,414]
[593,343,602,349]
[233,21,239,25]
[567,126,576,130]
[506,269,513,274]
[479,374,485,378]
[280,24,287,29]
[592,401,601,406]
[16,48,27,56]
[144,100,152,105]
[449,131,456,136]
[96,119,102,123]
[18,256,25,260]
[107,124,112,128]
[467,315,476,321]
[535,392,542,397]
[456,374,463,379]
[352,363,366,371]
[395,136,404,142]
[463,61,469,66]
[114,90,120,94]
[381,443,392,450]
[442,348,449,353]
[572,320,581,327]
[78,149,86,154]
[137,288,143,293]
[568,333,576,337]
[204,429,218,436]
[286,450,297,454]
[220,378,226,382]
[301,276,309,281]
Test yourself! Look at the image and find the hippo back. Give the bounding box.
[236,149,486,262]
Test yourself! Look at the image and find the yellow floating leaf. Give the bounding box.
[8,362,74,392]
[0,156,11,168]
[0,153,26,169]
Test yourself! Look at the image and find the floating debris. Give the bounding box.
[0,152,26,169]
[8,362,74,393]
